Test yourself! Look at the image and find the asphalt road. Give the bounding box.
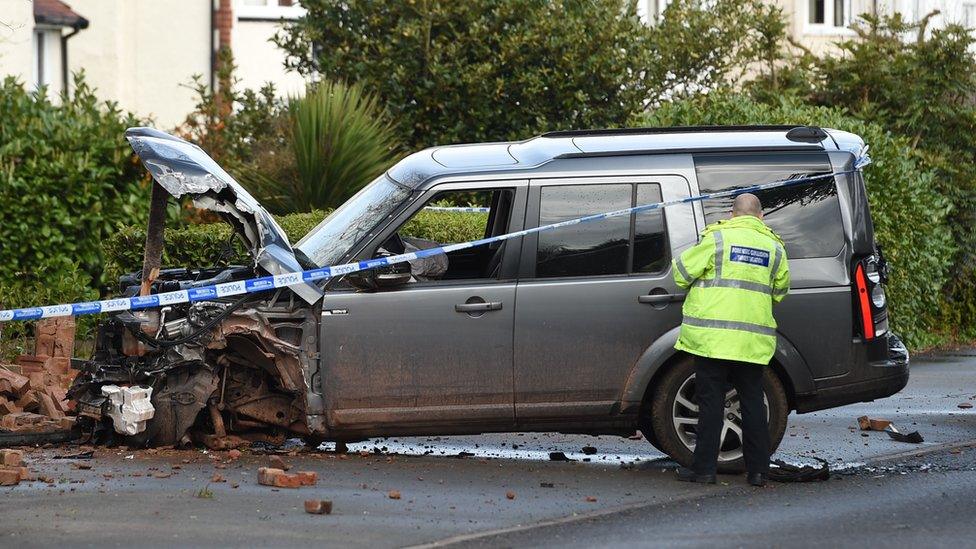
[2,351,975,548]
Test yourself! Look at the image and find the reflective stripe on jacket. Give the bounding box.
[672,215,790,365]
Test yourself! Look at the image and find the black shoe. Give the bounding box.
[747,472,768,487]
[676,468,716,484]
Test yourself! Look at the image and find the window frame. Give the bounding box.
[521,177,672,282]
[343,179,528,290]
[235,0,305,21]
[804,0,855,35]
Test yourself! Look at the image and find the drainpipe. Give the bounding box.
[60,17,89,97]
[209,0,216,90]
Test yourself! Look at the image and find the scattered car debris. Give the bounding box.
[304,500,333,515]
[581,446,598,455]
[886,428,924,444]
[54,450,94,460]
[958,402,973,409]
[548,452,573,462]
[856,415,924,443]
[857,415,892,431]
[770,457,830,482]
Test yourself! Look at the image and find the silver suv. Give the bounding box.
[72,125,909,472]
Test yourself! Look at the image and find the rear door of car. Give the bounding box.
[512,175,695,423]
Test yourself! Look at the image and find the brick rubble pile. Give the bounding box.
[0,317,77,433]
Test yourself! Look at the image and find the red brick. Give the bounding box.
[0,467,20,486]
[15,391,39,413]
[37,391,64,420]
[295,471,318,486]
[273,473,303,489]
[257,467,285,486]
[304,500,333,515]
[0,449,23,467]
[16,356,46,374]
[0,369,29,396]
[227,449,242,460]
[388,490,401,500]
[0,397,20,415]
[269,455,290,471]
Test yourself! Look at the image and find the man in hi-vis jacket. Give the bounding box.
[672,193,790,487]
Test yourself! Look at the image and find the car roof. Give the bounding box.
[387,125,866,189]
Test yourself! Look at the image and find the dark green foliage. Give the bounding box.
[633,94,954,348]
[640,0,786,104]
[102,210,486,280]
[752,13,976,343]
[275,0,651,148]
[0,75,147,295]
[241,81,400,213]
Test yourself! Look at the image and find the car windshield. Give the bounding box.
[296,175,411,267]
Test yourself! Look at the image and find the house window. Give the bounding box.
[807,0,851,29]
[236,0,304,20]
[964,3,976,27]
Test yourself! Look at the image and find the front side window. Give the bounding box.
[694,153,844,259]
[372,188,516,283]
[535,183,668,278]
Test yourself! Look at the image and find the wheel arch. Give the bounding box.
[621,328,814,414]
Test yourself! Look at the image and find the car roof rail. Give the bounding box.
[540,125,807,139]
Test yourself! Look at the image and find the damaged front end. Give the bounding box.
[69,129,323,448]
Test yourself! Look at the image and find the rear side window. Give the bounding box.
[536,183,668,278]
[694,153,843,259]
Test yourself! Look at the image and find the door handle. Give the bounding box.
[638,294,685,304]
[455,301,503,313]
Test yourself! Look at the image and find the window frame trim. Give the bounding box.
[521,176,674,282]
[804,0,856,35]
[340,179,528,290]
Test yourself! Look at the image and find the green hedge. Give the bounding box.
[103,209,487,282]
[632,94,955,349]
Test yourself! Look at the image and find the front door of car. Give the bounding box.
[513,176,696,422]
[318,181,527,433]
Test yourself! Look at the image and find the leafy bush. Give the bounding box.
[103,210,486,280]
[241,81,400,213]
[0,75,147,296]
[275,0,650,148]
[632,94,954,349]
[751,13,976,341]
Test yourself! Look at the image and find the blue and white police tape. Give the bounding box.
[0,165,867,323]
[423,206,491,213]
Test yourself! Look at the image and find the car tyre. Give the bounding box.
[649,355,788,474]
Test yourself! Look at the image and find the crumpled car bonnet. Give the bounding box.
[125,127,321,304]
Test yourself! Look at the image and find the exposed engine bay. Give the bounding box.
[69,267,319,448]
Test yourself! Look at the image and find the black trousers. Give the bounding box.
[692,355,770,475]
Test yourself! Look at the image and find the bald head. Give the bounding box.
[732,193,763,219]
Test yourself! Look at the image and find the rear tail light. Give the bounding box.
[854,263,875,340]
[854,256,888,341]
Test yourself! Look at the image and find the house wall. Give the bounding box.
[233,17,306,98]
[66,0,212,128]
[0,0,42,89]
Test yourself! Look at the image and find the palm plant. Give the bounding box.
[244,80,398,213]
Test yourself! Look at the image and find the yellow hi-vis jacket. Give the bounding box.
[672,215,790,365]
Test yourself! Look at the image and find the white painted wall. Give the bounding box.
[66,0,211,128]
[0,0,41,89]
[234,18,306,99]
